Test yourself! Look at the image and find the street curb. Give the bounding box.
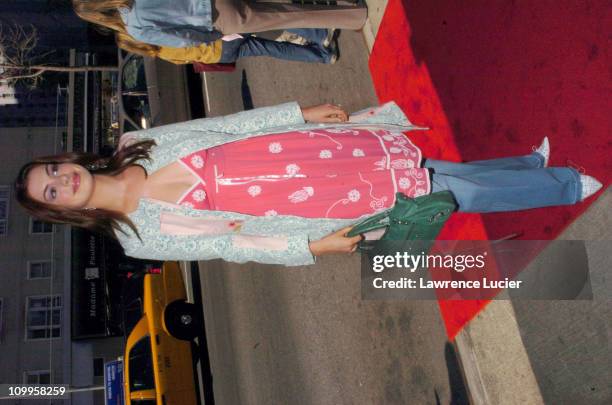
[454,188,610,404]
[362,0,388,54]
[453,300,545,405]
[453,332,491,405]
[362,17,377,53]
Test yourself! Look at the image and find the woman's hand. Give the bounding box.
[301,104,348,123]
[309,226,363,256]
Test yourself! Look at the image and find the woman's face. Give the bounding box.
[26,163,94,209]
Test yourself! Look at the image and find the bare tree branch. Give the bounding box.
[3,69,46,82]
[0,22,117,87]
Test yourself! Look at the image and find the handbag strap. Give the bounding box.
[346,209,391,237]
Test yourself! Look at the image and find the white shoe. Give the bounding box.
[579,175,602,200]
[323,29,338,48]
[532,136,550,167]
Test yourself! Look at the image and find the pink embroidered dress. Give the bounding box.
[177,127,431,219]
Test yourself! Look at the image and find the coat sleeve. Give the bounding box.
[121,231,315,266]
[151,102,305,134]
[120,102,305,148]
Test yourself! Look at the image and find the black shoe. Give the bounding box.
[327,39,339,64]
[323,28,338,48]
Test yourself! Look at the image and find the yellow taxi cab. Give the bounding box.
[122,261,201,405]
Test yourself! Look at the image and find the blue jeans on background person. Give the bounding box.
[220,29,333,64]
[282,28,330,44]
[425,153,582,213]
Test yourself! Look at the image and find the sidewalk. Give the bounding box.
[361,0,388,52]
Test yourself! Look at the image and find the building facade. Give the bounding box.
[0,69,125,405]
[0,126,72,404]
[1,6,141,398]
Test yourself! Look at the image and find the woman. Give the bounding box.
[115,29,340,65]
[15,102,602,266]
[72,0,366,48]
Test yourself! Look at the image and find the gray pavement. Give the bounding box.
[511,189,612,405]
[201,31,377,117]
[197,30,465,404]
[199,256,464,404]
[455,188,611,405]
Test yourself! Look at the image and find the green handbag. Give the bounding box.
[347,191,457,253]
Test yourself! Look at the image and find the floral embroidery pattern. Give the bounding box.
[302,130,345,149]
[390,159,415,169]
[396,169,428,196]
[286,164,300,175]
[319,149,332,159]
[347,189,361,202]
[192,189,207,201]
[358,172,389,213]
[181,126,428,221]
[370,198,387,211]
[324,174,390,218]
[190,154,204,168]
[248,185,262,197]
[374,157,387,170]
[324,190,358,217]
[289,187,314,203]
[398,177,412,190]
[177,152,212,210]
[323,128,361,135]
[269,142,283,153]
[387,133,419,158]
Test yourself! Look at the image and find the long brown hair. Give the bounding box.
[72,0,133,34]
[73,1,161,59]
[14,139,156,239]
[115,32,160,57]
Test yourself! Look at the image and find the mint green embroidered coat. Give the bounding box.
[116,101,424,266]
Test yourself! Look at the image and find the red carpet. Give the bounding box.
[369,0,611,339]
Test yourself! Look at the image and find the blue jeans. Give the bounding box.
[425,153,582,213]
[220,29,332,64]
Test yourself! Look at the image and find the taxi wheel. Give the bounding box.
[164,300,202,341]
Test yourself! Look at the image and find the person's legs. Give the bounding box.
[213,0,367,34]
[233,35,332,63]
[430,166,582,213]
[285,28,329,45]
[424,152,544,175]
[218,38,243,63]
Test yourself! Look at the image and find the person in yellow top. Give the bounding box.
[116,28,338,65]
